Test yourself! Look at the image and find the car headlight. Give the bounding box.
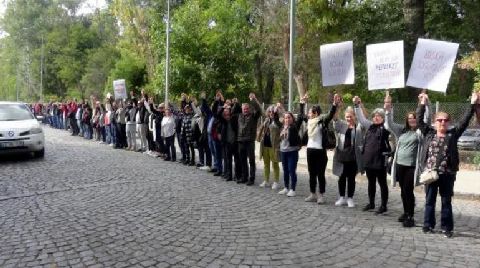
[30,127,43,134]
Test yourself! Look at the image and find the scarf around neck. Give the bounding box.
[307,116,322,137]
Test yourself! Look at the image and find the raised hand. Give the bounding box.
[200,91,206,99]
[333,94,341,106]
[353,96,361,105]
[471,92,479,104]
[249,93,256,101]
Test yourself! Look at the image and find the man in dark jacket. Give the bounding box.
[236,93,262,185]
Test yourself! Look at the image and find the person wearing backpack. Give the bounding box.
[303,94,339,204]
[354,96,391,214]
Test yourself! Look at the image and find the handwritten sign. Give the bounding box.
[320,41,354,86]
[406,39,459,93]
[366,41,404,90]
[113,79,127,100]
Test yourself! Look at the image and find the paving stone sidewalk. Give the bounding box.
[0,127,479,267]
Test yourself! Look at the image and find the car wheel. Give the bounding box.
[34,148,45,158]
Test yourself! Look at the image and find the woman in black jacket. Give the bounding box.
[276,98,308,197]
[417,92,478,237]
[354,96,391,214]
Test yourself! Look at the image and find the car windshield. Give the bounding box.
[0,104,35,121]
[461,130,480,137]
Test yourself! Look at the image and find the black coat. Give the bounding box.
[361,123,391,170]
[417,103,476,175]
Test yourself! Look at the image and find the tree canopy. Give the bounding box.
[0,0,479,104]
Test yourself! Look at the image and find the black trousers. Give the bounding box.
[338,161,357,198]
[238,141,255,183]
[164,135,176,161]
[116,123,127,148]
[307,148,328,194]
[198,141,212,167]
[396,164,415,217]
[365,167,388,207]
[223,142,239,180]
[186,143,195,163]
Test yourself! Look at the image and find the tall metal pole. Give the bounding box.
[288,0,295,112]
[165,0,170,108]
[40,35,44,103]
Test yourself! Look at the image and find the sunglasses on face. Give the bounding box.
[436,118,449,123]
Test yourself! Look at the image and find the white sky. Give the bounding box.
[0,0,107,37]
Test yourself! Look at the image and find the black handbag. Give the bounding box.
[321,121,336,150]
[335,146,355,163]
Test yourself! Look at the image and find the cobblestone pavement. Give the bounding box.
[1,127,480,268]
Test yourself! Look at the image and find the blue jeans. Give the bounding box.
[111,122,117,145]
[214,140,223,173]
[281,150,299,191]
[424,173,455,231]
[105,125,112,144]
[208,135,217,170]
[77,119,83,135]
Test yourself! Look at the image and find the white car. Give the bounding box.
[0,102,45,158]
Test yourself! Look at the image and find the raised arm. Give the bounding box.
[383,93,403,138]
[416,93,431,135]
[353,96,372,129]
[454,93,479,139]
[249,93,263,120]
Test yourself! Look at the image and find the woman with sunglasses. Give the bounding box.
[384,92,430,227]
[417,92,479,237]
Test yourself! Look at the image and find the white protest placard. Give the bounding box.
[406,38,459,93]
[367,41,405,90]
[320,41,355,86]
[113,79,127,100]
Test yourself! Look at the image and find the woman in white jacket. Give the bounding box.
[162,107,177,161]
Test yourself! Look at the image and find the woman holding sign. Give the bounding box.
[384,92,430,228]
[416,92,478,238]
[353,96,391,214]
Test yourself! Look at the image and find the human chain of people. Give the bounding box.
[30,89,480,239]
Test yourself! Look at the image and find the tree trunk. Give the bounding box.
[403,0,425,100]
[283,24,307,100]
[263,68,275,104]
[254,53,264,100]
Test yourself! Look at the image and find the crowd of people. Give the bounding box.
[33,90,480,238]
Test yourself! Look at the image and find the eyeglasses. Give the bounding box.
[436,119,449,123]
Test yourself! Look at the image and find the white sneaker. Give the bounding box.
[278,188,288,195]
[335,197,347,206]
[304,194,317,202]
[259,181,270,188]
[143,150,150,155]
[199,166,210,171]
[317,194,325,204]
[347,198,355,208]
[286,190,296,197]
[109,143,115,147]
[271,182,279,190]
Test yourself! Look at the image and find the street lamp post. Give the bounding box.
[288,0,296,112]
[40,35,44,103]
[165,0,170,108]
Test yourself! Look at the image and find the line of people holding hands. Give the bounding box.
[48,88,480,238]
